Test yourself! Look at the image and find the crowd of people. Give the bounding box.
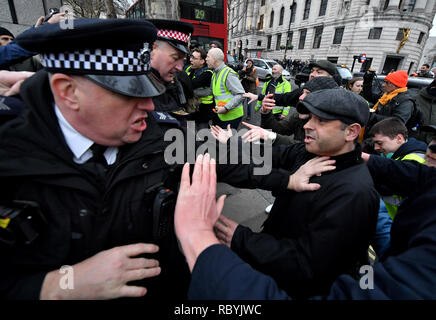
[0,16,436,302]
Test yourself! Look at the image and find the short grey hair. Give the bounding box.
[208,48,224,63]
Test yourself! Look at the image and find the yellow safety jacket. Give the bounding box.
[212,66,244,121]
[383,152,426,219]
[255,76,292,115]
[185,65,214,105]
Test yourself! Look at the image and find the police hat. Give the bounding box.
[15,18,165,98]
[297,89,370,126]
[148,19,194,55]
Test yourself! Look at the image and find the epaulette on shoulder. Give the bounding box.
[151,111,181,126]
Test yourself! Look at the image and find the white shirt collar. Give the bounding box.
[54,105,118,164]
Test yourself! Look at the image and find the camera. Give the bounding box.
[43,8,60,23]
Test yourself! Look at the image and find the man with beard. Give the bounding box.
[213,89,379,299]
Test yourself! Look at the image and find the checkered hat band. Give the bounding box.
[157,29,189,43]
[40,49,149,73]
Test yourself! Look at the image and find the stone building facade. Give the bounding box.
[1,0,64,36]
[229,0,436,74]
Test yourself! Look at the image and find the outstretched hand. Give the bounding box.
[243,92,258,104]
[241,121,272,143]
[261,93,275,113]
[288,157,336,192]
[174,154,227,271]
[210,124,233,144]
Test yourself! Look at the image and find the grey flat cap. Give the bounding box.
[297,89,370,126]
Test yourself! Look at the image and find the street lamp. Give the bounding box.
[284,1,295,59]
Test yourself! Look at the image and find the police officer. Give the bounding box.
[149,19,194,119]
[0,19,190,300]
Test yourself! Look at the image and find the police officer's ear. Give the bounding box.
[49,73,80,111]
[344,123,361,142]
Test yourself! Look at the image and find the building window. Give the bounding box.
[257,40,262,46]
[313,26,323,49]
[287,31,294,47]
[417,32,425,44]
[267,35,272,49]
[327,57,338,64]
[303,0,312,20]
[279,7,285,26]
[261,0,265,6]
[406,0,416,12]
[290,3,297,24]
[269,11,274,28]
[319,0,328,16]
[276,34,282,50]
[299,29,307,49]
[368,27,382,39]
[258,15,264,30]
[333,27,345,44]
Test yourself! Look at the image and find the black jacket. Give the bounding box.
[230,143,379,299]
[0,70,190,299]
[0,71,294,299]
[189,159,436,300]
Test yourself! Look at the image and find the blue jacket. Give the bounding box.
[188,158,436,300]
[0,41,36,69]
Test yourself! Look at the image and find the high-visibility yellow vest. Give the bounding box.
[185,66,214,105]
[383,152,426,219]
[256,76,292,116]
[212,66,244,121]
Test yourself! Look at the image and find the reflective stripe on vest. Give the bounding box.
[384,152,426,219]
[212,66,244,121]
[186,66,214,105]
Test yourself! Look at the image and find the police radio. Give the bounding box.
[0,200,47,246]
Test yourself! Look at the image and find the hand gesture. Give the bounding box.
[261,93,275,113]
[210,124,233,144]
[241,121,271,143]
[174,154,226,270]
[0,70,34,96]
[243,92,258,104]
[288,157,336,192]
[40,243,161,299]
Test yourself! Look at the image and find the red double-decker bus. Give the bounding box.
[125,0,227,54]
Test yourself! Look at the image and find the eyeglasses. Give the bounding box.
[190,56,203,60]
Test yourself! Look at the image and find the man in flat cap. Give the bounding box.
[149,19,194,115]
[0,19,191,300]
[244,60,340,122]
[214,89,379,299]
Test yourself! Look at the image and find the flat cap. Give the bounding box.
[297,89,370,126]
[15,18,165,99]
[148,19,194,55]
[309,60,337,76]
[302,76,338,92]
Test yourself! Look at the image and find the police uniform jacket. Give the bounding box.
[0,70,190,299]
